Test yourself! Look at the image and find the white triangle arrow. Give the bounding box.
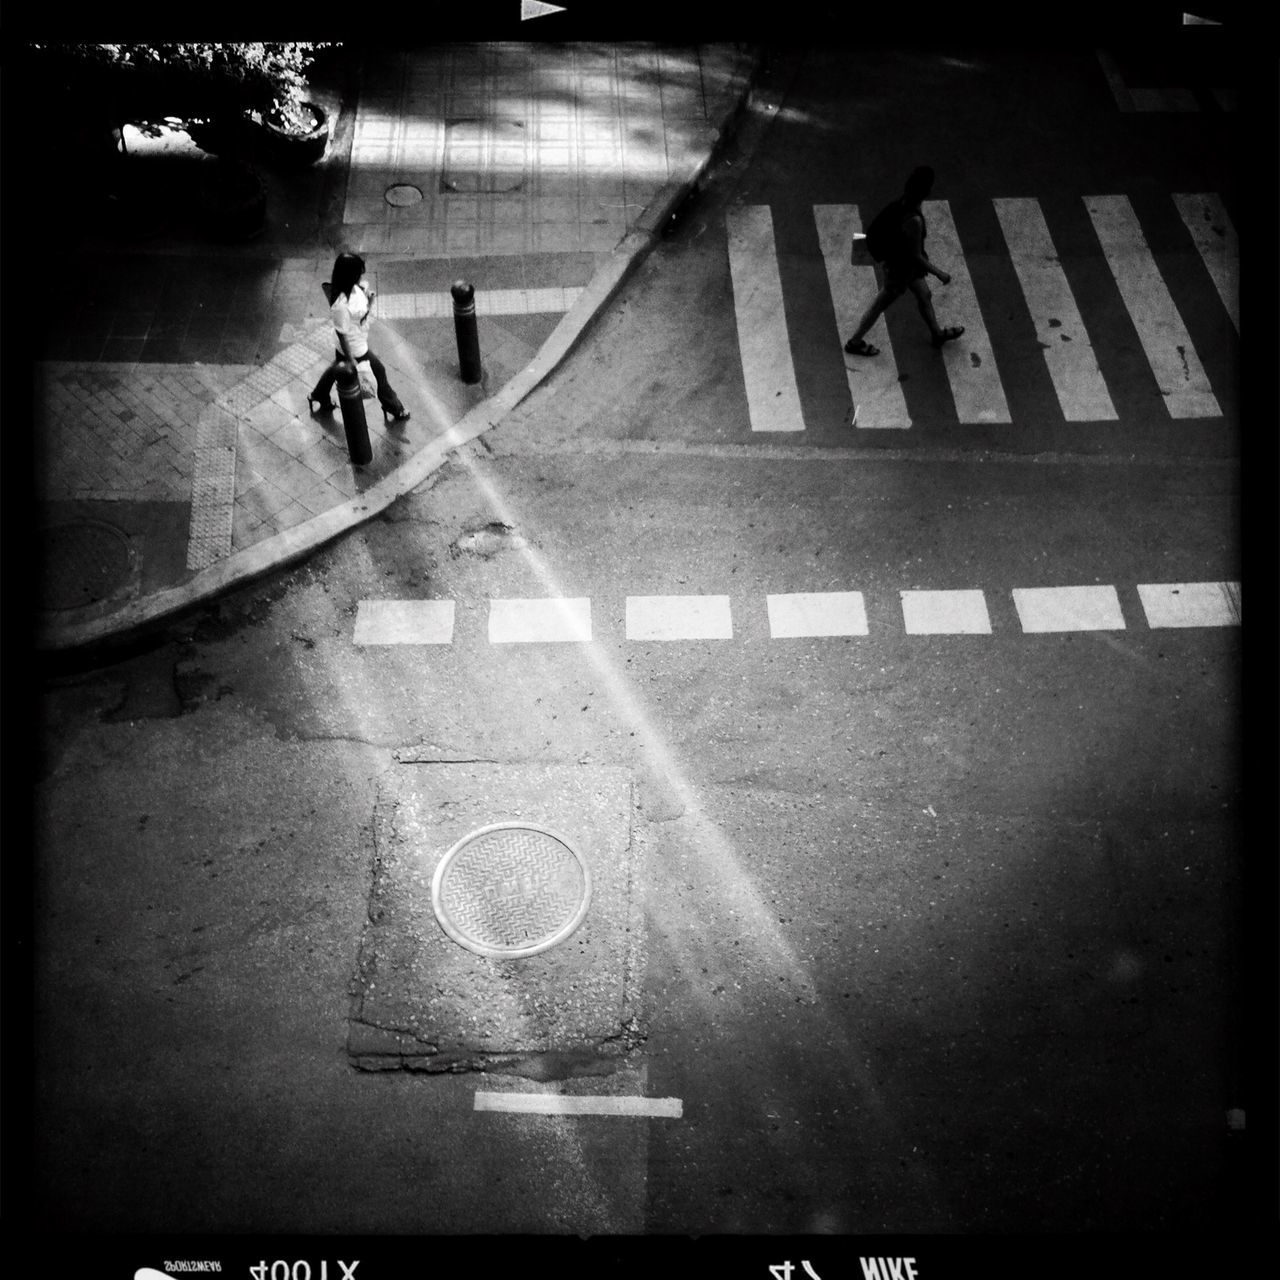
[521,0,566,18]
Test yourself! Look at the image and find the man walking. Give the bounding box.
[844,165,965,356]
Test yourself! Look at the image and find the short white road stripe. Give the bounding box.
[1130,87,1200,112]
[814,204,910,429]
[1172,194,1239,332]
[726,205,804,432]
[354,599,456,645]
[1138,581,1241,628]
[626,595,733,641]
[994,198,1118,421]
[1085,194,1221,418]
[489,597,592,643]
[900,589,992,635]
[1013,585,1126,632]
[475,1092,683,1118]
[922,201,1011,423]
[1094,49,1135,112]
[375,287,584,320]
[767,591,869,637]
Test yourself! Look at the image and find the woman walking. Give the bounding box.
[308,251,411,423]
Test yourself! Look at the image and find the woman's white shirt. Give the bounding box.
[331,284,372,358]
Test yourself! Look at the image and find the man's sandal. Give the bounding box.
[844,338,880,356]
[931,325,965,348]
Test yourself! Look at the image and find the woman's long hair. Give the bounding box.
[331,251,367,299]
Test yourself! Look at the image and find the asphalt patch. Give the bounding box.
[349,762,642,1074]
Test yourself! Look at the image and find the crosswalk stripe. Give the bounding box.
[1094,49,1136,112]
[922,201,1011,423]
[1172,194,1239,332]
[767,591,869,637]
[1012,585,1126,632]
[1137,581,1241,628]
[900,589,992,635]
[1085,194,1221,418]
[726,205,805,432]
[354,599,456,644]
[489,597,593,643]
[814,204,910,429]
[625,595,733,640]
[994,198,1118,421]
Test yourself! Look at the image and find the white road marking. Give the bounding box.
[922,200,1011,423]
[1013,585,1126,632]
[375,286,584,320]
[351,584,1241,646]
[1130,87,1199,112]
[814,203,910,429]
[475,1092,683,1118]
[767,591,869,637]
[726,205,805,432]
[1137,581,1241,628]
[994,197,1118,421]
[355,599,456,644]
[1085,194,1221,418]
[1094,49,1136,111]
[489,596,593,643]
[900,589,992,635]
[1172,194,1239,332]
[626,595,733,641]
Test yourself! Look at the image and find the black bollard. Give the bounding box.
[335,359,373,466]
[451,279,482,384]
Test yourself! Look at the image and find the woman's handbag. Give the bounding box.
[356,360,379,398]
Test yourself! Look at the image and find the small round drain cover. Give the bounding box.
[41,519,135,611]
[385,183,424,207]
[431,823,591,958]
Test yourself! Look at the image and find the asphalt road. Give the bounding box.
[28,38,1256,1258]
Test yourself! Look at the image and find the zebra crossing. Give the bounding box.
[728,192,1237,432]
[352,581,1241,646]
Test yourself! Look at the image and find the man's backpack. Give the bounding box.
[864,198,907,262]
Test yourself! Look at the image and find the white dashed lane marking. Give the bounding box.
[1137,581,1241,628]
[1013,585,1126,633]
[474,1092,683,1118]
[489,597,593,643]
[354,599,456,645]
[626,594,734,641]
[900,589,993,635]
[767,591,869,638]
[351,584,1240,644]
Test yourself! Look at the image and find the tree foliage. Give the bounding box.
[31,42,332,133]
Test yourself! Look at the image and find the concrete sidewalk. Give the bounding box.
[35,43,759,652]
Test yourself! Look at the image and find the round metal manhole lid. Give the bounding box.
[41,519,135,611]
[431,823,591,958]
[385,183,424,207]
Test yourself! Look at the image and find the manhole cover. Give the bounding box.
[431,823,591,958]
[41,519,135,611]
[385,183,423,207]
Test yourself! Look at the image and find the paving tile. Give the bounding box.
[272,500,314,533]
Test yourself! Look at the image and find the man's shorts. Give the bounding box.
[884,260,929,295]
